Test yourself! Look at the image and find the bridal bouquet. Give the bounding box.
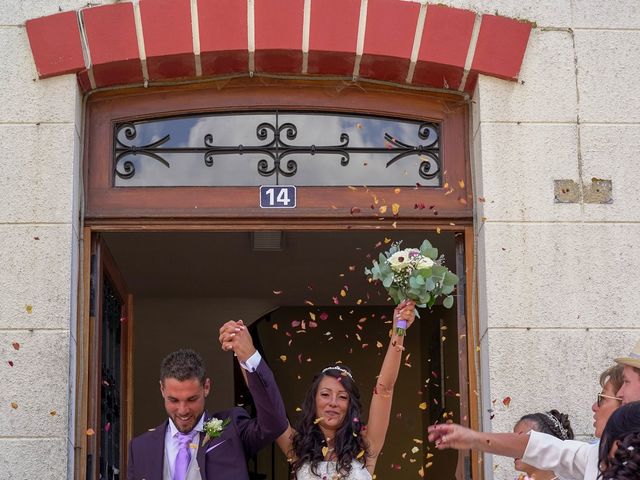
[365,240,459,334]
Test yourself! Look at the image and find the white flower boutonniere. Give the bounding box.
[202,417,231,446]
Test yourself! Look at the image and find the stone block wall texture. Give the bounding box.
[2,1,640,479]
[0,1,115,479]
[466,1,640,479]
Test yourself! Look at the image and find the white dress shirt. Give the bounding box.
[522,430,600,480]
[164,414,204,479]
[239,350,262,372]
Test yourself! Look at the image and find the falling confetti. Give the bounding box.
[391,203,400,215]
[86,428,95,436]
[502,396,512,408]
[12,342,19,350]
[50,411,57,416]
[10,402,18,409]
[25,305,33,314]
[279,355,287,362]
[379,205,387,214]
[458,179,465,188]
[8,361,14,367]
[350,207,361,214]
[272,290,283,295]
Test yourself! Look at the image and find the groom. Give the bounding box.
[126,321,288,480]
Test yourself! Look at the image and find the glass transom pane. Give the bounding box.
[113,112,440,187]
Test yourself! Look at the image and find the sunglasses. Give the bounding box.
[597,392,622,407]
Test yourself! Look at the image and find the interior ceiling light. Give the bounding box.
[251,231,284,251]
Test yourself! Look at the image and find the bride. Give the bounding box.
[277,300,416,479]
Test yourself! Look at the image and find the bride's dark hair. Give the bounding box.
[291,365,370,478]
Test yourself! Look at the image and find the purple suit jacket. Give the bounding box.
[126,360,288,480]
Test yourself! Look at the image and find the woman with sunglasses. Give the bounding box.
[427,365,623,480]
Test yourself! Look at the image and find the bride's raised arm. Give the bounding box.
[364,300,416,461]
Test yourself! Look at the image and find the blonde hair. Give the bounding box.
[599,364,624,393]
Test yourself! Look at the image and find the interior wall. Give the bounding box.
[255,305,460,480]
[132,297,277,435]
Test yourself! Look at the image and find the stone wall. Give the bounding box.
[1,0,639,479]
[0,2,112,478]
[469,1,640,478]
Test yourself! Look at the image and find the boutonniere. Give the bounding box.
[202,417,231,446]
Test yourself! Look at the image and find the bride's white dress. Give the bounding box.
[296,461,373,479]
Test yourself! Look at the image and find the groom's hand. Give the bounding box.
[218,320,257,363]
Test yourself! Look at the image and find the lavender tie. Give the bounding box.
[174,432,194,480]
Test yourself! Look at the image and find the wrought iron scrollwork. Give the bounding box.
[384,122,440,179]
[203,119,350,180]
[113,114,440,183]
[114,123,171,179]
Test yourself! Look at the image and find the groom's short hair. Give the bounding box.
[160,349,206,385]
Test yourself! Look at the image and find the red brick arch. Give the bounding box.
[25,0,532,93]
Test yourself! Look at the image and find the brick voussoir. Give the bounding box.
[254,0,305,74]
[140,0,195,80]
[26,11,85,79]
[81,3,143,87]
[470,14,533,80]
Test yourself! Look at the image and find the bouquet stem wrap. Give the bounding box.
[395,319,408,336]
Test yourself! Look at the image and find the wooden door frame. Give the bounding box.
[75,232,133,480]
[83,78,471,222]
[74,221,480,479]
[77,78,480,478]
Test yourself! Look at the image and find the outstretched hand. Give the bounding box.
[218,320,256,363]
[427,423,477,450]
[393,299,416,331]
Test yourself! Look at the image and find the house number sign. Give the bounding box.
[260,185,296,208]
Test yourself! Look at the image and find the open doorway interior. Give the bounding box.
[102,230,465,479]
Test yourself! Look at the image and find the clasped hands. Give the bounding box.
[218,320,256,363]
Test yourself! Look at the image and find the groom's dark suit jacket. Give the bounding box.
[126,360,288,480]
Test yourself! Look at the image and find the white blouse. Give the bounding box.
[522,430,600,480]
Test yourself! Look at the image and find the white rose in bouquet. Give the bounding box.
[387,249,412,271]
[417,256,434,269]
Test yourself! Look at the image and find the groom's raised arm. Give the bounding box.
[219,320,289,455]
